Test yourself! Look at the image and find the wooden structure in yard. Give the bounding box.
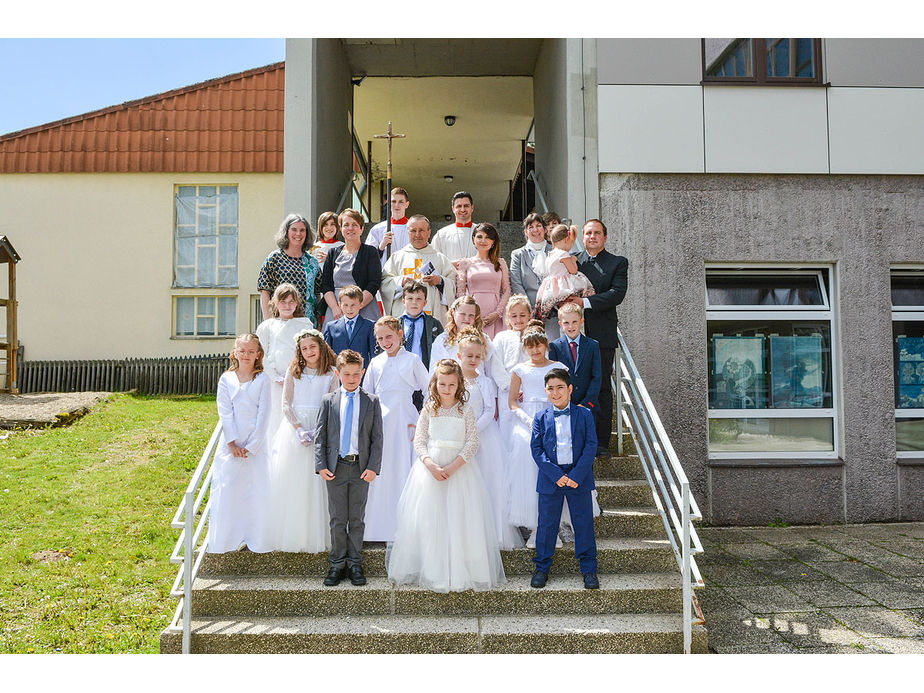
[0,236,20,393]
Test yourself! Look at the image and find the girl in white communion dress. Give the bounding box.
[387,359,506,593]
[266,329,338,553]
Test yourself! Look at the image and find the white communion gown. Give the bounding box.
[361,348,431,542]
[506,360,567,530]
[429,331,511,391]
[387,403,506,592]
[491,328,529,454]
[465,373,525,550]
[255,316,315,445]
[210,371,272,553]
[266,367,338,553]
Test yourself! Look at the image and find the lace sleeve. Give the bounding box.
[281,369,300,428]
[414,406,431,460]
[458,405,480,462]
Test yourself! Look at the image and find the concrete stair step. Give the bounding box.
[608,431,637,456]
[595,507,664,538]
[594,454,644,480]
[161,613,707,654]
[199,537,676,577]
[595,479,653,507]
[189,572,683,618]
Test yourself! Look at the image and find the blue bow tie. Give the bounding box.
[553,408,570,417]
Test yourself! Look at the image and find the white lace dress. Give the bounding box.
[387,403,506,592]
[266,367,338,553]
[255,316,316,444]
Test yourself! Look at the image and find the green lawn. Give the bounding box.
[0,393,217,653]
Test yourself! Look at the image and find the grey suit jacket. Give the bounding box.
[314,388,384,476]
[509,242,553,304]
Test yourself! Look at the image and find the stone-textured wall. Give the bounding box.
[598,173,924,524]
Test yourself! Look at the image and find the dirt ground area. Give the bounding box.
[0,391,113,429]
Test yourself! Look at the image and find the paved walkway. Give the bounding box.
[700,523,924,653]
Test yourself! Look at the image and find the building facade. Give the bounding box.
[0,63,285,360]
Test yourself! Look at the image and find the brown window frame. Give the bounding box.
[701,38,825,86]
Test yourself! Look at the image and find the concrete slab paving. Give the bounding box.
[747,559,831,583]
[723,585,815,614]
[699,522,924,654]
[775,542,849,563]
[782,580,878,608]
[722,543,792,560]
[756,611,865,649]
[812,560,894,583]
[849,579,924,609]
[824,607,924,638]
[863,637,924,654]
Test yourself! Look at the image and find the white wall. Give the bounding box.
[0,172,283,360]
[596,39,924,175]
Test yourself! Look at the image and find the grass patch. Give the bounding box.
[0,393,216,653]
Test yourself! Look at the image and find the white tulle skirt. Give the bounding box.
[266,410,331,553]
[387,417,506,592]
[477,420,526,550]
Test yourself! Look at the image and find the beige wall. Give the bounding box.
[0,172,283,360]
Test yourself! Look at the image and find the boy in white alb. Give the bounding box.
[432,191,477,266]
[365,186,412,266]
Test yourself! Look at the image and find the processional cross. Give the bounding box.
[373,121,406,260]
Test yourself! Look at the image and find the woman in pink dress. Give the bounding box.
[455,223,511,339]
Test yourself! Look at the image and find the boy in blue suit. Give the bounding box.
[322,285,378,367]
[547,302,602,412]
[530,368,599,589]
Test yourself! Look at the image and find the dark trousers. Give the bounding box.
[595,347,616,453]
[326,458,369,569]
[533,466,598,575]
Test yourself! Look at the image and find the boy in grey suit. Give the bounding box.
[315,349,384,586]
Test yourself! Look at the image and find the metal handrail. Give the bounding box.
[613,328,705,654]
[167,421,222,654]
[525,169,549,214]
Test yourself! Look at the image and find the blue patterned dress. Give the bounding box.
[257,249,321,319]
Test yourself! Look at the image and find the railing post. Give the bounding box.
[182,490,194,654]
[614,346,623,455]
[682,482,691,654]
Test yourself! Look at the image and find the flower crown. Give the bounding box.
[294,328,324,343]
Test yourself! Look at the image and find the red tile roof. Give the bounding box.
[0,62,284,174]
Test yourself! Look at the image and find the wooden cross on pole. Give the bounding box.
[373,121,406,260]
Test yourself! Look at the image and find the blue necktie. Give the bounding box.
[404,314,423,350]
[340,391,355,458]
[346,319,354,341]
[553,408,570,418]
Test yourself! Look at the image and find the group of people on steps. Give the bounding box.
[212,187,628,592]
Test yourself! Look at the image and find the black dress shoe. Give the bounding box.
[349,565,367,586]
[583,572,600,589]
[596,449,612,460]
[530,570,548,588]
[324,566,346,586]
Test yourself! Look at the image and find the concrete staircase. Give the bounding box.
[160,434,707,653]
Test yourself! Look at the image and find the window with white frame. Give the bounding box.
[249,294,262,333]
[892,269,924,455]
[174,185,239,287]
[705,268,837,457]
[174,296,236,338]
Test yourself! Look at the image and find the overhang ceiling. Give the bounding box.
[354,76,533,223]
[343,39,543,77]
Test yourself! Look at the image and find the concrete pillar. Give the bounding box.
[284,39,353,224]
